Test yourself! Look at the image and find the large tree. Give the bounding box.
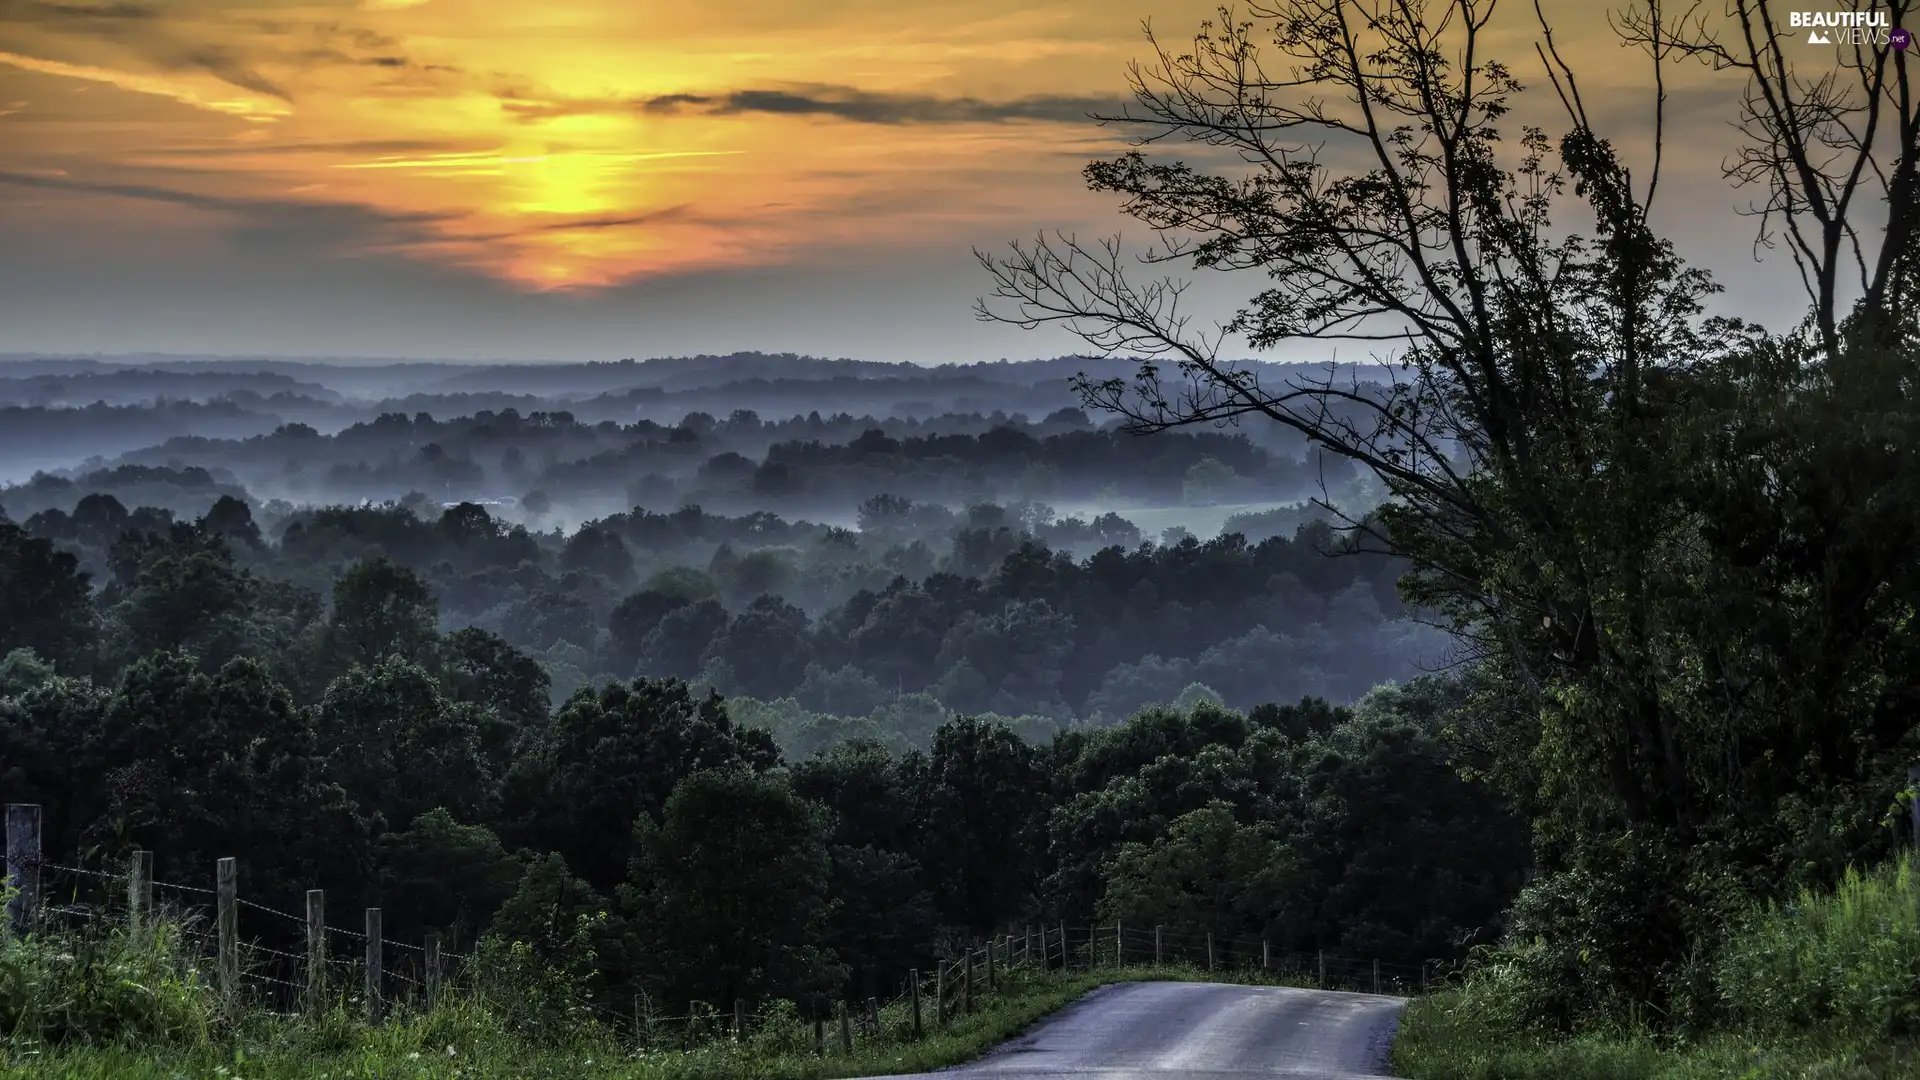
[977,0,1920,1019]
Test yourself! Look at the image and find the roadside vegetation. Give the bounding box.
[1395,857,1920,1079]
[0,908,1323,1080]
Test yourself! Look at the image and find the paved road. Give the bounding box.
[891,981,1407,1080]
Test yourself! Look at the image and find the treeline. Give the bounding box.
[63,409,1328,521]
[0,488,1432,726]
[0,643,1523,1020]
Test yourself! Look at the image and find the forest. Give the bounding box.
[0,480,1512,1020]
[3,0,1919,1075]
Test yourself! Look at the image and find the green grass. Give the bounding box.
[1393,855,1920,1080]
[1392,994,1920,1080]
[0,962,1324,1079]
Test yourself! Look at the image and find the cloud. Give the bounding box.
[141,137,485,158]
[533,206,691,232]
[167,44,291,100]
[502,83,1132,126]
[0,168,465,241]
[0,50,291,119]
[6,2,163,27]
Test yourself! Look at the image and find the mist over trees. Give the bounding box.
[2,0,1914,1062]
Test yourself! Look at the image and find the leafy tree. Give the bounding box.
[517,677,779,892]
[0,521,95,669]
[312,656,496,829]
[793,664,890,718]
[919,716,1048,932]
[375,808,526,945]
[701,594,811,700]
[625,768,842,1007]
[605,589,692,676]
[1097,803,1296,948]
[560,525,634,584]
[440,627,550,762]
[636,599,728,680]
[200,495,262,549]
[105,541,256,670]
[325,557,440,671]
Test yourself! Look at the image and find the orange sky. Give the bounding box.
[0,0,1872,360]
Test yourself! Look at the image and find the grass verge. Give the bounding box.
[1,963,1324,1080]
[1393,855,1920,1080]
[1391,994,1920,1080]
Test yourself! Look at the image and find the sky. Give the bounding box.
[0,0,1881,363]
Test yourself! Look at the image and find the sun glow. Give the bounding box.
[0,0,1660,292]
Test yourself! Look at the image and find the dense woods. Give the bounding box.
[0,484,1516,1018]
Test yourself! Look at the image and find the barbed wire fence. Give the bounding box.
[3,802,1457,1056]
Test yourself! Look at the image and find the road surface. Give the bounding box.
[891,981,1406,1080]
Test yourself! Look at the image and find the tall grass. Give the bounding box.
[1394,855,1920,1080]
[0,914,218,1052]
[0,899,1330,1079]
[1713,856,1920,1041]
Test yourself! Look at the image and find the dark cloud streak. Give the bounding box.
[534,205,692,232]
[502,83,1132,126]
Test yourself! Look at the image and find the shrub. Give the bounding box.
[1714,856,1920,1041]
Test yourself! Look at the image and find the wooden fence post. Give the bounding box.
[1909,764,1920,849]
[364,907,382,1024]
[962,949,974,1014]
[216,857,238,999]
[837,999,852,1052]
[1317,951,1327,989]
[910,968,923,1038]
[128,849,152,939]
[1421,960,1429,995]
[814,1007,825,1055]
[306,889,325,1016]
[5,804,40,937]
[987,939,995,991]
[1025,925,1034,966]
[425,931,442,1007]
[1154,924,1163,966]
[734,998,745,1037]
[1115,920,1123,967]
[1373,958,1381,994]
[866,996,879,1033]
[1205,931,1214,973]
[1262,938,1270,973]
[1058,921,1067,969]
[935,960,947,1028]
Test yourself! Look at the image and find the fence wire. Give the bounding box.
[14,852,1461,1054]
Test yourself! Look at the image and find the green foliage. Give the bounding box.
[921,716,1050,932]
[468,930,608,1047]
[515,677,779,893]
[0,914,215,1050]
[1714,858,1920,1042]
[1405,855,1920,1078]
[323,556,439,672]
[374,808,525,944]
[0,521,95,670]
[626,768,843,1007]
[1096,803,1296,939]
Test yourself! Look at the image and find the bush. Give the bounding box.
[466,928,608,1046]
[1714,856,1920,1041]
